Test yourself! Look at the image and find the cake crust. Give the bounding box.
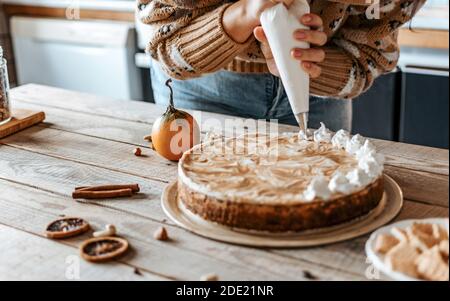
[178,176,384,232]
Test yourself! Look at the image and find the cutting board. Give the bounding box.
[0,109,46,139]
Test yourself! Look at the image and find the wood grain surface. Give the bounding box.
[0,84,448,281]
[0,108,45,139]
[3,4,134,22]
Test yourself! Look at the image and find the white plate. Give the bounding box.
[365,218,449,281]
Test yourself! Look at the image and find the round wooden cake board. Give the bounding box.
[161,175,403,248]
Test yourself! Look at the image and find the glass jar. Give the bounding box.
[0,46,12,125]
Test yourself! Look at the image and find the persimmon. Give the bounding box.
[150,79,200,161]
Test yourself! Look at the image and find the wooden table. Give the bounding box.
[0,84,448,281]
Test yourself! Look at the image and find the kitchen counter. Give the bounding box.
[409,1,449,31]
[2,0,449,30]
[3,0,448,51]
[1,0,135,22]
[0,84,448,280]
[1,0,135,12]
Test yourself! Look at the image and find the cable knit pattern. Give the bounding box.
[137,0,425,99]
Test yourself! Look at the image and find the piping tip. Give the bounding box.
[294,112,308,134]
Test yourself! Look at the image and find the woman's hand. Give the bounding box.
[223,0,294,43]
[245,0,295,27]
[254,13,327,78]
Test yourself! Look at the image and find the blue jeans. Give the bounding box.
[150,61,352,131]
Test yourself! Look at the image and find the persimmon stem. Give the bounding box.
[165,79,175,109]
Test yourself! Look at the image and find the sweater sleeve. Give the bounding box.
[138,1,254,79]
[311,0,426,99]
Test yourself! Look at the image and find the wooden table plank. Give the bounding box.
[0,177,446,281]
[0,144,168,223]
[0,179,362,281]
[9,84,235,128]
[375,141,448,176]
[3,122,448,207]
[13,99,449,178]
[0,144,370,279]
[0,224,166,281]
[273,200,449,278]
[12,101,154,148]
[1,125,177,183]
[0,137,448,280]
[2,124,448,234]
[383,166,448,207]
[1,84,448,280]
[9,84,449,207]
[10,84,296,136]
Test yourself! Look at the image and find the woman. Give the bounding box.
[138,0,425,131]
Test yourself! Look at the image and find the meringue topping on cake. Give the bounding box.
[313,122,333,143]
[179,124,384,204]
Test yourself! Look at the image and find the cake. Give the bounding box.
[177,123,385,232]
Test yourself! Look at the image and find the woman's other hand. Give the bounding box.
[223,0,294,43]
[254,13,327,78]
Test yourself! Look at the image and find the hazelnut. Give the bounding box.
[153,226,169,241]
[93,224,117,238]
[134,147,142,156]
[200,273,219,281]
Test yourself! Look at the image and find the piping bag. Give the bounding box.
[260,0,310,133]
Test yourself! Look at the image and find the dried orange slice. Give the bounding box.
[80,236,129,262]
[45,217,90,239]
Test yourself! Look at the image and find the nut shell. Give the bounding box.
[153,226,169,241]
[134,148,142,156]
[45,217,90,239]
[200,273,219,281]
[80,236,129,262]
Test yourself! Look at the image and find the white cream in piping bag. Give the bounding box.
[260,0,310,132]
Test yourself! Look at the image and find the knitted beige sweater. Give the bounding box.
[137,0,425,99]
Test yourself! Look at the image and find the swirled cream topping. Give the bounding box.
[313,122,333,143]
[179,125,384,204]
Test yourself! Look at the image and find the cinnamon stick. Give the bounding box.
[72,188,133,199]
[74,184,140,193]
